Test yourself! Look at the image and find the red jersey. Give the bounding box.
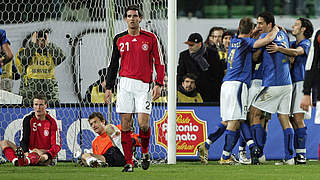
[20,112,61,159]
[106,29,165,89]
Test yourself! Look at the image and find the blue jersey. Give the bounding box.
[260,30,291,86]
[0,29,10,46]
[223,36,256,86]
[290,39,311,83]
[252,63,263,80]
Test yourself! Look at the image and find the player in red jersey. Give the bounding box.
[0,94,61,166]
[104,5,165,172]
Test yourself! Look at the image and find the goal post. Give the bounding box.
[0,0,173,162]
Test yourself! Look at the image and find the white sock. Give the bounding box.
[206,139,213,145]
[86,157,97,166]
[12,158,18,165]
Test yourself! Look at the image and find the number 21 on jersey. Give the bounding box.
[119,42,129,52]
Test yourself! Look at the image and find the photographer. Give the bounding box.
[17,30,66,105]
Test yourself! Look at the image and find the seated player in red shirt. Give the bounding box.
[80,112,140,167]
[0,93,61,166]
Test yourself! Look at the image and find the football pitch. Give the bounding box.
[1,161,320,180]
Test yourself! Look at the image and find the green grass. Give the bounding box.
[1,161,320,180]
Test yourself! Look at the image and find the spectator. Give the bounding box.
[0,94,61,166]
[84,68,116,103]
[154,75,168,103]
[220,30,235,73]
[177,73,203,103]
[204,27,225,53]
[301,29,320,115]
[177,32,224,102]
[0,28,16,92]
[17,30,66,105]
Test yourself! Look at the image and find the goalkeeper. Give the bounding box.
[0,94,61,166]
[80,112,140,167]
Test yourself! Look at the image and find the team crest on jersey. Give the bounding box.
[142,43,149,51]
[44,129,49,136]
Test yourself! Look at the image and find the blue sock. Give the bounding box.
[208,122,226,144]
[222,130,240,160]
[251,124,265,151]
[240,122,255,149]
[238,136,246,150]
[294,127,307,156]
[284,128,295,160]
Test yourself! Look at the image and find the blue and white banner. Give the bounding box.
[0,106,319,160]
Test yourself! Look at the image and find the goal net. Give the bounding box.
[0,0,168,162]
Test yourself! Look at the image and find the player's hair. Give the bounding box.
[298,17,314,39]
[257,11,275,27]
[183,73,198,82]
[88,112,106,125]
[239,17,255,34]
[124,5,143,18]
[33,93,47,104]
[204,26,226,46]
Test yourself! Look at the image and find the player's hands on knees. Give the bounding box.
[300,95,311,111]
[152,85,161,101]
[104,90,112,104]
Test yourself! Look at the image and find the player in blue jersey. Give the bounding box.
[217,17,279,165]
[250,11,295,165]
[266,18,314,164]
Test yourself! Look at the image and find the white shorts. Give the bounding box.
[252,84,292,114]
[291,81,312,119]
[220,81,248,121]
[116,77,152,114]
[248,79,262,109]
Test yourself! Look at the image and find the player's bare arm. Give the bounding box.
[266,43,305,56]
[253,25,279,48]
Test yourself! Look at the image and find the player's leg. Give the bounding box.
[278,113,295,165]
[103,146,126,167]
[116,77,136,172]
[137,113,151,170]
[206,120,227,147]
[198,120,226,165]
[220,120,240,165]
[292,113,307,164]
[290,82,308,164]
[120,113,134,169]
[133,80,152,170]
[0,140,19,165]
[276,85,295,165]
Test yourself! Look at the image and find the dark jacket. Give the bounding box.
[303,29,320,101]
[177,47,224,102]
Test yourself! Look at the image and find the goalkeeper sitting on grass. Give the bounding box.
[80,112,140,167]
[0,93,61,166]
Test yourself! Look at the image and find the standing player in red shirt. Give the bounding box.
[104,5,165,172]
[0,94,61,166]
